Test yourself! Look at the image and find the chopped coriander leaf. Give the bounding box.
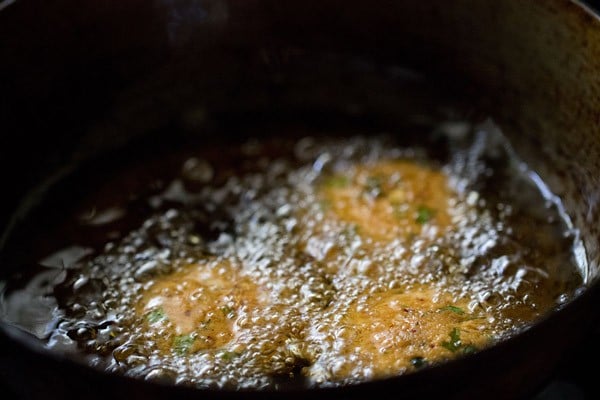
[450,327,461,342]
[220,306,236,319]
[173,334,195,355]
[220,351,242,360]
[325,175,349,188]
[415,205,435,224]
[410,356,427,369]
[146,307,166,324]
[439,305,465,315]
[441,327,462,352]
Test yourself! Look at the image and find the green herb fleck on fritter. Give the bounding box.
[441,327,462,352]
[416,205,435,224]
[325,175,349,188]
[173,334,195,355]
[146,307,166,324]
[439,305,464,315]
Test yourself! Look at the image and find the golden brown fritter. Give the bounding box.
[313,286,492,380]
[137,260,265,355]
[320,160,453,240]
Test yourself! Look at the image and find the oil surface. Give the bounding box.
[0,122,585,390]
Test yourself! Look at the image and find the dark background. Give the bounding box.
[586,0,600,12]
[535,3,600,397]
[1,1,600,399]
[531,3,600,399]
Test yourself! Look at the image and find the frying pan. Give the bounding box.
[1,0,600,399]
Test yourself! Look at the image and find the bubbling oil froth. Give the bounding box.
[2,125,583,389]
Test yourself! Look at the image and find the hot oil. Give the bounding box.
[0,121,585,390]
